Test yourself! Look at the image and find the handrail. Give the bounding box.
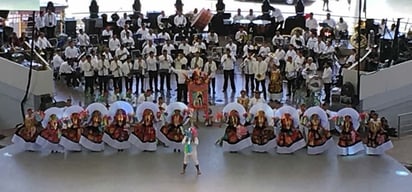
[347,49,373,70]
[24,41,51,69]
[397,111,412,138]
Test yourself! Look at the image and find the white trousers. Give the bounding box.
[183,150,199,165]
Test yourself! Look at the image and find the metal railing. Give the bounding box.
[397,111,412,138]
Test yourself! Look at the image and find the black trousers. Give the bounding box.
[113,77,122,93]
[324,83,331,102]
[223,69,235,91]
[255,79,267,100]
[159,71,171,91]
[287,78,296,96]
[148,71,158,91]
[124,76,133,92]
[134,73,145,93]
[177,83,188,103]
[85,76,95,95]
[245,74,255,92]
[208,78,216,95]
[98,76,109,94]
[61,73,74,86]
[45,26,55,39]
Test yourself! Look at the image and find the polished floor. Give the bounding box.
[1,127,411,192]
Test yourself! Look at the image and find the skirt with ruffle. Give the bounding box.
[128,133,157,151]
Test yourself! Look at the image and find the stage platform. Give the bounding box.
[0,127,411,192]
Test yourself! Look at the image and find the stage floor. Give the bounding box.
[0,127,411,192]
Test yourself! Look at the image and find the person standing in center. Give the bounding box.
[241,51,256,94]
[221,49,236,92]
[171,65,190,104]
[146,51,158,92]
[158,50,173,93]
[322,63,332,103]
[253,55,268,100]
[82,55,95,96]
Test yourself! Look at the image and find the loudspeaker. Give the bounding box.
[65,20,77,38]
[379,39,392,62]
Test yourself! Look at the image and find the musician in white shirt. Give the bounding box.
[110,56,123,91]
[121,57,133,92]
[323,41,335,55]
[232,9,244,23]
[35,11,45,32]
[142,40,157,57]
[245,9,256,21]
[235,27,248,46]
[145,30,157,44]
[77,29,90,50]
[115,45,130,62]
[122,32,135,49]
[171,65,190,103]
[302,57,318,84]
[284,56,297,97]
[242,41,255,58]
[59,61,74,86]
[137,89,155,104]
[294,50,306,88]
[221,49,236,92]
[43,10,56,38]
[272,31,284,47]
[193,39,206,52]
[157,30,171,46]
[97,54,111,94]
[157,11,168,30]
[314,37,326,56]
[253,55,268,99]
[249,90,266,108]
[306,33,318,53]
[101,26,113,38]
[174,11,187,28]
[290,33,305,49]
[174,52,188,70]
[190,52,204,69]
[272,8,284,30]
[323,13,336,28]
[117,13,130,28]
[109,35,121,55]
[158,50,173,91]
[35,32,52,50]
[162,40,176,55]
[225,39,237,57]
[146,52,158,91]
[258,42,271,57]
[52,51,64,75]
[132,55,147,93]
[64,41,79,61]
[274,47,286,61]
[136,24,149,48]
[178,40,191,56]
[204,57,217,94]
[285,45,297,61]
[336,17,348,39]
[82,55,95,95]
[305,13,318,32]
[241,52,256,92]
[205,31,219,47]
[322,63,333,103]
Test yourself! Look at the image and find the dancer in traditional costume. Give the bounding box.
[302,106,334,155]
[336,108,364,155]
[365,113,393,155]
[80,103,109,152]
[237,90,250,111]
[249,103,277,152]
[180,126,201,175]
[104,101,134,151]
[59,105,85,151]
[268,64,283,102]
[220,102,251,152]
[129,102,160,151]
[12,109,43,151]
[35,107,64,153]
[274,105,306,154]
[159,102,190,152]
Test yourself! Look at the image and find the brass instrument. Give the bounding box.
[290,27,304,36]
[350,32,368,49]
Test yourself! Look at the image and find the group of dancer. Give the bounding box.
[219,102,393,156]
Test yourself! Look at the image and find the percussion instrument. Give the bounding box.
[235,19,251,28]
[252,20,271,36]
[191,9,213,31]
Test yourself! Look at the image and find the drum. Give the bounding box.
[252,20,271,36]
[235,19,251,28]
[191,9,213,31]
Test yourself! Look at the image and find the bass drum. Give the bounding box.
[191,9,213,31]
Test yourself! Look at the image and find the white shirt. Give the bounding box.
[272,8,284,21]
[306,37,317,50]
[249,97,266,108]
[323,45,335,54]
[158,54,173,70]
[243,44,255,58]
[109,38,121,51]
[235,31,248,43]
[322,67,333,83]
[77,33,90,46]
[225,43,237,56]
[285,50,297,60]
[272,35,284,47]
[206,33,219,44]
[115,48,129,61]
[145,33,157,43]
[171,68,189,84]
[59,62,74,74]
[43,12,57,27]
[190,56,204,69]
[285,61,297,73]
[110,60,123,77]
[158,103,168,112]
[290,35,305,49]
[136,28,149,41]
[306,18,318,30]
[81,61,94,77]
[117,17,130,28]
[162,44,176,55]
[36,37,52,49]
[157,14,168,29]
[232,14,244,23]
[52,54,64,69]
[336,21,348,32]
[253,60,268,80]
[133,59,146,74]
[142,45,157,56]
[221,54,236,70]
[157,32,171,42]
[241,56,256,75]
[293,55,305,70]
[146,56,157,71]
[102,29,113,37]
[174,56,187,70]
[204,61,217,78]
[346,54,356,64]
[178,43,191,55]
[314,41,326,54]
[120,29,133,40]
[103,51,113,60]
[122,36,135,48]
[323,18,336,28]
[258,46,271,57]
[64,46,79,59]
[97,59,110,76]
[121,62,132,77]
[274,49,285,60]
[35,15,45,30]
[245,14,256,21]
[137,94,155,104]
[174,15,187,27]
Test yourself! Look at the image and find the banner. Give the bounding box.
[0,0,40,11]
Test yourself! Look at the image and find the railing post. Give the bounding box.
[397,115,401,139]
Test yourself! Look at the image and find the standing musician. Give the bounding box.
[132,54,146,94]
[82,55,96,96]
[204,57,217,95]
[241,51,256,93]
[110,56,123,93]
[253,55,268,100]
[97,54,110,94]
[121,57,133,92]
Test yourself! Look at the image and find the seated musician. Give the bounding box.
[245,9,256,21]
[101,26,113,45]
[323,13,336,28]
[174,11,187,31]
[205,30,219,47]
[35,32,52,59]
[335,17,348,39]
[162,40,176,55]
[232,8,244,23]
[271,31,284,48]
[122,32,135,50]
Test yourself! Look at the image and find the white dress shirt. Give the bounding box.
[241,57,256,75]
[122,36,135,48]
[115,48,129,61]
[306,37,317,50]
[306,18,318,30]
[109,38,121,51]
[35,15,45,30]
[64,46,79,59]
[121,61,132,77]
[158,54,173,70]
[136,28,149,41]
[245,14,256,21]
[314,41,326,54]
[52,54,64,69]
[232,14,244,23]
[59,62,74,74]
[171,68,189,84]
[272,8,284,22]
[204,61,217,78]
[146,56,157,71]
[174,56,187,70]
[322,67,333,84]
[206,33,219,44]
[97,59,110,76]
[243,44,255,58]
[336,21,348,32]
[290,35,305,49]
[162,44,176,55]
[272,35,284,47]
[253,61,268,80]
[120,29,133,40]
[249,97,266,108]
[274,49,285,60]
[221,54,236,70]
[132,59,146,74]
[137,94,155,104]
[285,50,297,60]
[110,60,123,77]
[235,31,248,43]
[82,61,95,77]
[178,43,191,56]
[102,29,113,37]
[190,56,204,69]
[142,45,157,56]
[258,46,271,57]
[43,12,56,27]
[36,37,52,49]
[323,19,336,28]
[103,51,113,60]
[225,43,237,56]
[174,15,187,27]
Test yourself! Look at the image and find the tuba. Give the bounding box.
[350,32,368,49]
[291,27,304,36]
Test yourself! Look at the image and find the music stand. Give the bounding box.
[154,38,165,45]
